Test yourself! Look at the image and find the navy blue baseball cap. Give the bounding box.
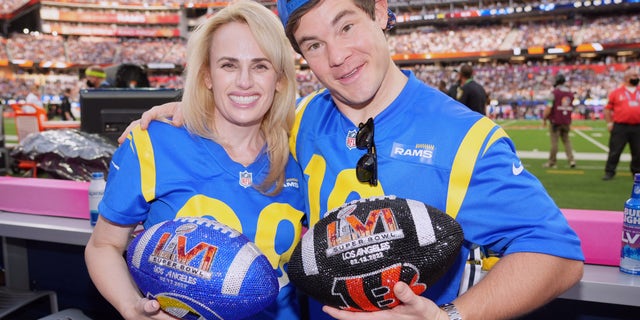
[276,0,396,30]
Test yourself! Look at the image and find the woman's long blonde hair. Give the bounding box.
[181,0,296,195]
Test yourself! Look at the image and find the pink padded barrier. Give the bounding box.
[0,176,90,219]
[0,177,627,264]
[562,208,623,266]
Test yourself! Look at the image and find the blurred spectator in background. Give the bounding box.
[60,88,75,121]
[543,74,576,169]
[446,69,459,99]
[456,63,487,115]
[603,67,640,181]
[25,84,43,107]
[112,63,150,88]
[84,65,111,88]
[437,79,448,94]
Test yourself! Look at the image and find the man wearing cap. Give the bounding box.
[279,2,582,320]
[131,1,584,319]
[542,73,576,169]
[84,65,111,88]
[603,67,640,180]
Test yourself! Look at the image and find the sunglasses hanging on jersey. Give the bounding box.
[356,118,378,186]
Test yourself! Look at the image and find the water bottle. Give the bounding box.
[621,173,640,275]
[88,172,106,227]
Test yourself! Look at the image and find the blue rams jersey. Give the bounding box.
[99,121,307,319]
[290,70,584,304]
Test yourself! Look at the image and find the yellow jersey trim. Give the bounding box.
[131,126,156,202]
[290,89,325,161]
[447,117,506,218]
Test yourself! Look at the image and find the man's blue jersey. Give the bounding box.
[289,70,584,304]
[100,121,307,319]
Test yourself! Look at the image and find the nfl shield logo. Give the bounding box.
[346,129,357,150]
[239,171,252,188]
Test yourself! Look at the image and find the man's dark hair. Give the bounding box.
[114,63,150,88]
[284,0,375,54]
[554,74,566,87]
[460,64,473,78]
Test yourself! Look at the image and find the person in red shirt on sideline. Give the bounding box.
[542,74,576,169]
[603,67,640,181]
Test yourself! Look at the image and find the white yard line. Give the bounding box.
[517,150,631,161]
[517,127,632,161]
[573,129,609,152]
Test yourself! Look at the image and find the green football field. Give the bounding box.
[498,119,630,212]
[501,119,609,153]
[1,116,632,212]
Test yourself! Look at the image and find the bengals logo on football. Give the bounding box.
[331,263,427,311]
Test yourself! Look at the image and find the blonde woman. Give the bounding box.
[85,1,306,319]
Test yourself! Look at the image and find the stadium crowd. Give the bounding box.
[1,0,639,121]
[3,12,637,65]
[0,0,30,15]
[1,0,185,13]
[3,34,186,66]
[2,57,634,123]
[2,0,604,16]
[388,14,640,55]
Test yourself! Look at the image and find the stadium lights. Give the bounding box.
[147,63,175,69]
[548,47,567,54]
[539,3,556,11]
[40,61,69,69]
[528,47,545,55]
[576,43,603,52]
[617,51,635,56]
